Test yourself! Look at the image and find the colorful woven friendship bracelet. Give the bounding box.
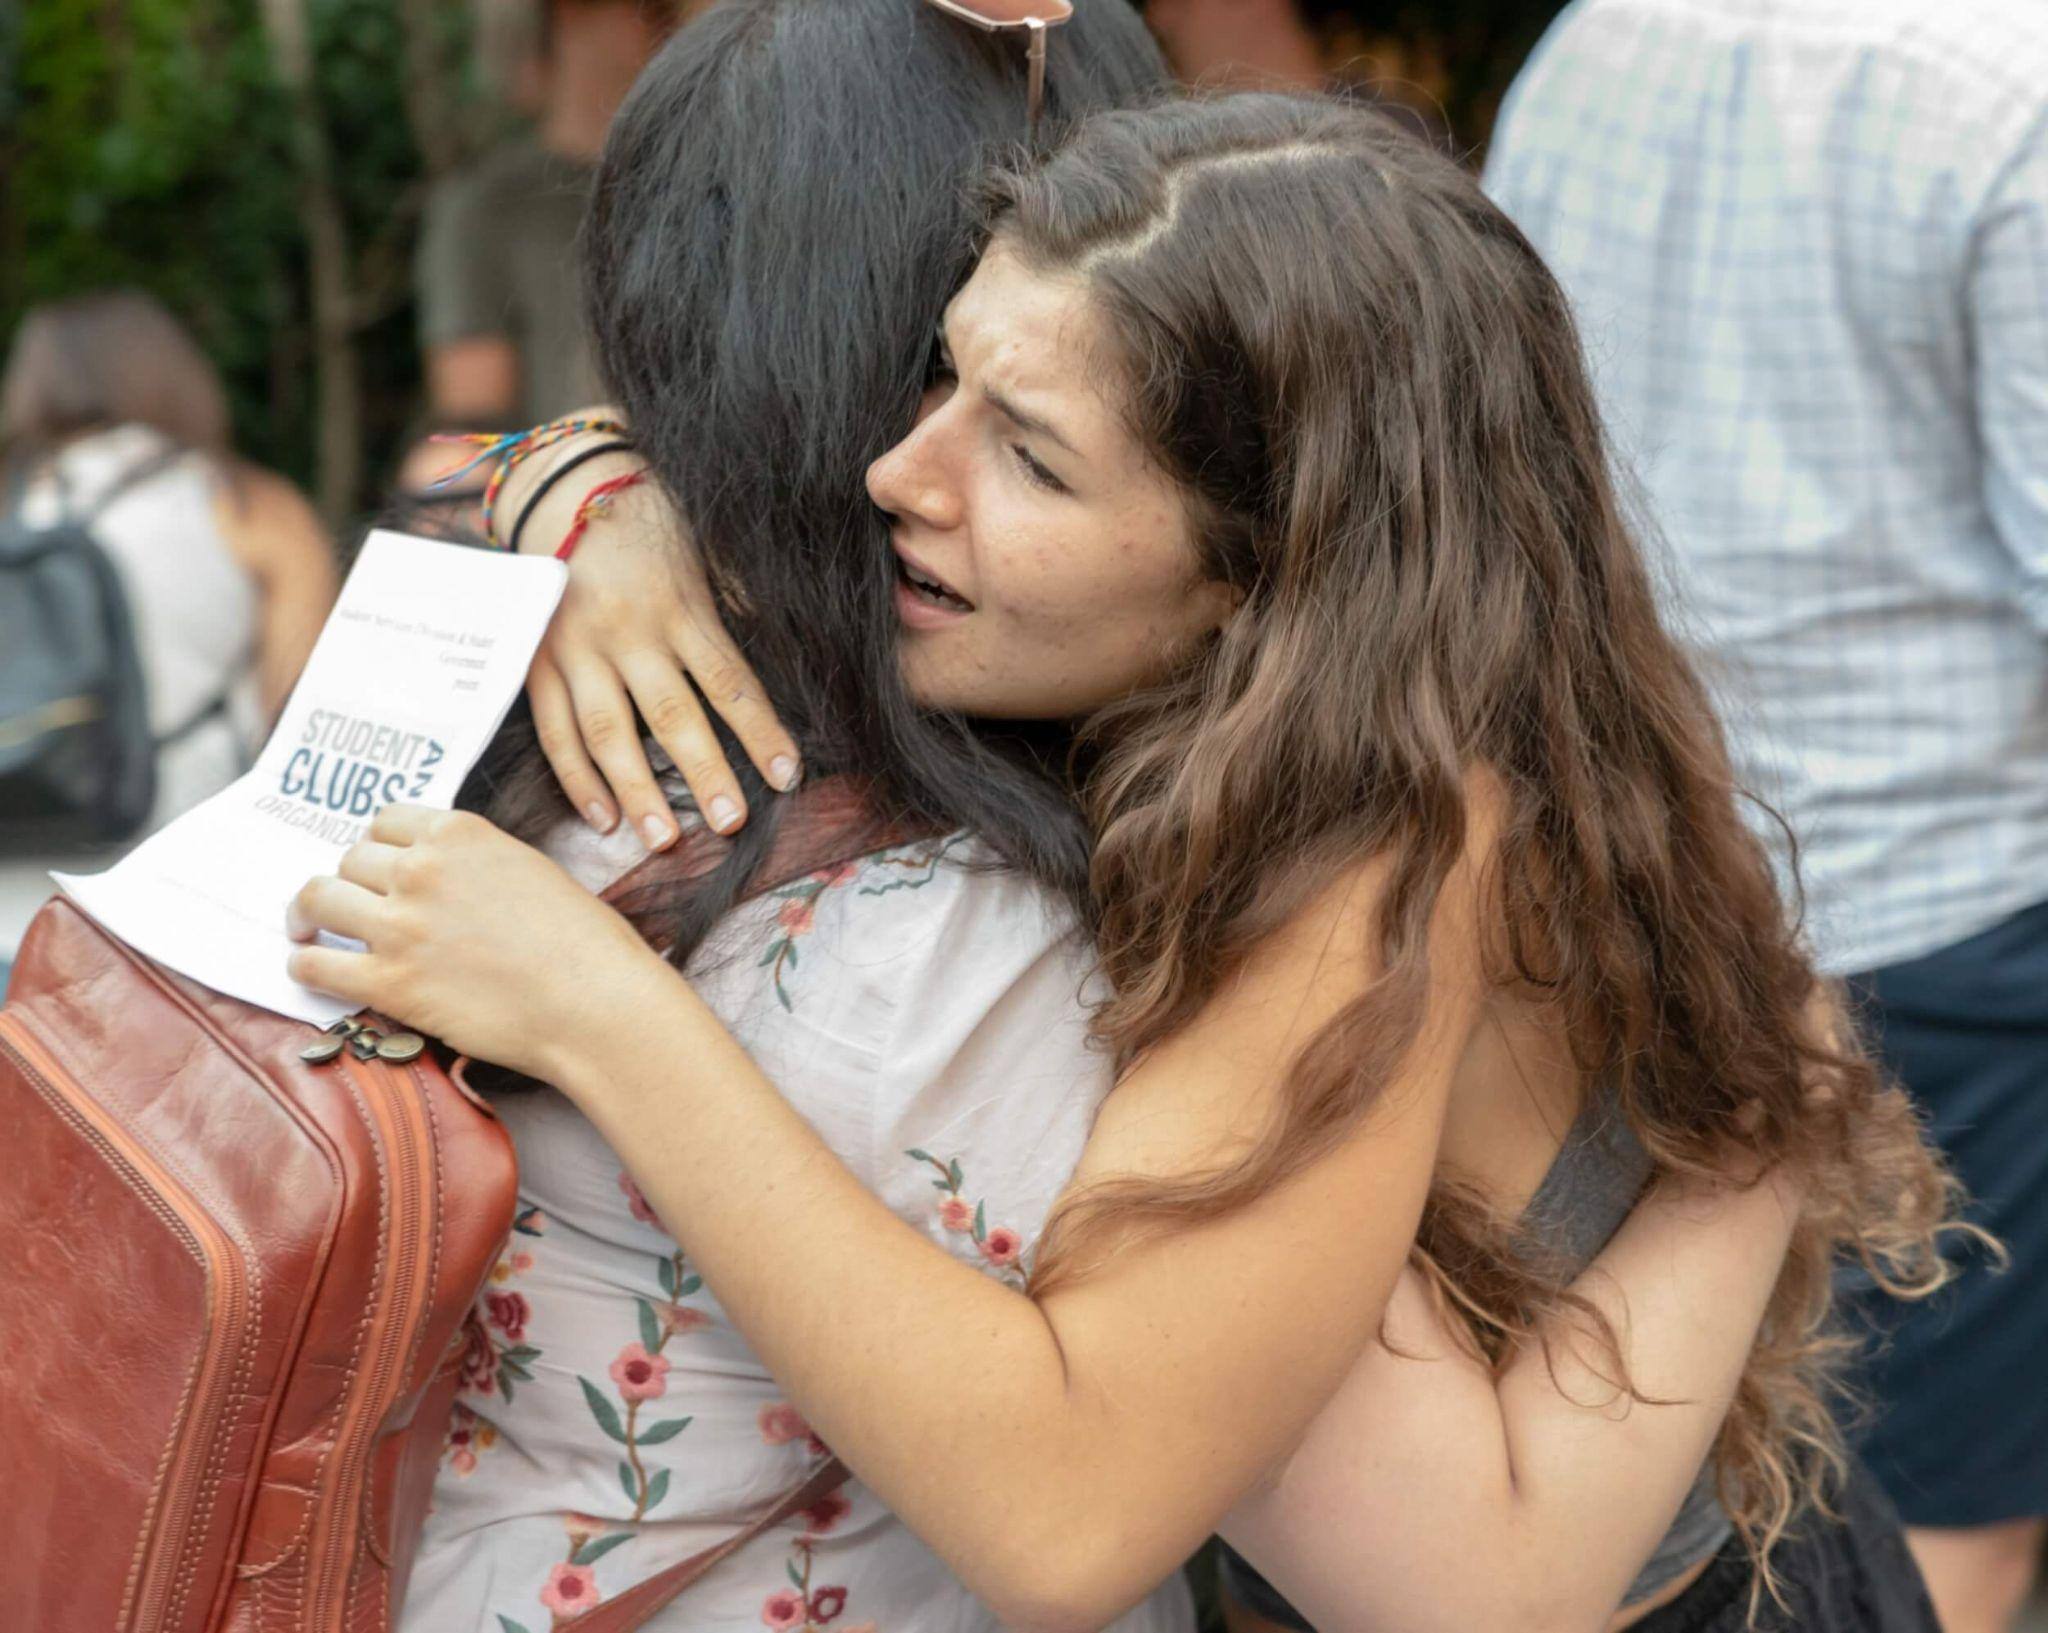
[426,414,630,543]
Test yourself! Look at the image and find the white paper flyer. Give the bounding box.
[56,531,567,1024]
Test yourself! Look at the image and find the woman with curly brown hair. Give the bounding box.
[297,91,1957,1630]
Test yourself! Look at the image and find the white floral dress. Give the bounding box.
[401,816,1194,1633]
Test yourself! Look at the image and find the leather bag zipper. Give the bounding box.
[0,1014,250,1633]
[302,1052,436,1632]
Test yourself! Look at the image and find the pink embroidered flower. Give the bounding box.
[489,1259,513,1284]
[936,1196,973,1233]
[800,1488,852,1536]
[608,1342,671,1402]
[664,1303,711,1337]
[484,1290,530,1342]
[980,1226,1023,1268]
[446,1404,489,1474]
[777,895,818,937]
[510,1250,536,1274]
[809,1585,849,1622]
[760,1588,807,1631]
[617,1170,663,1228]
[540,1561,600,1618]
[814,861,860,887]
[515,1206,548,1234]
[758,1401,810,1445]
[458,1313,497,1395]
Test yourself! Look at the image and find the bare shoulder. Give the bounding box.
[211,464,331,569]
[1076,781,1504,1191]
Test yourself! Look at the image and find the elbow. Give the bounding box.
[958,1524,1160,1633]
[1504,1586,1616,1633]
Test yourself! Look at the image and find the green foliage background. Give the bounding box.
[0,0,484,519]
[0,0,1560,523]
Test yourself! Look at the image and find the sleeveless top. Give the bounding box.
[401,813,1194,1633]
[0,425,259,959]
[1217,1094,1735,1625]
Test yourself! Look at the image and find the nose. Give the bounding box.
[867,391,963,533]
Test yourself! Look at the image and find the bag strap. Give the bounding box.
[60,442,184,528]
[571,1457,851,1633]
[597,774,937,936]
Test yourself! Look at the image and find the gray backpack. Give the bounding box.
[0,453,207,849]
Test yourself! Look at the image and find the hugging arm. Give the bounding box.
[288,815,1487,1633]
[492,420,800,845]
[1224,1165,1799,1633]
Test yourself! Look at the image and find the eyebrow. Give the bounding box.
[983,383,1078,457]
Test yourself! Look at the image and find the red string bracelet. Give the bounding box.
[556,470,648,560]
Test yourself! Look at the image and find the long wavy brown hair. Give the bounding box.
[992,94,1962,1595]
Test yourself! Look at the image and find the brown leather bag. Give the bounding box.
[0,783,907,1632]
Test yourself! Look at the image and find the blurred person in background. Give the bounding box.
[1141,0,1451,138]
[413,0,681,434]
[0,289,337,993]
[1485,2,2048,1628]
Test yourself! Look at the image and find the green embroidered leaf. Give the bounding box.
[757,941,783,967]
[676,1274,704,1298]
[499,1356,534,1382]
[636,1298,662,1352]
[637,1415,692,1446]
[512,1209,545,1238]
[775,983,794,1013]
[571,1531,635,1568]
[498,1617,534,1633]
[931,1178,953,1192]
[644,1466,672,1512]
[905,1149,934,1164]
[496,1368,517,1407]
[948,1158,964,1190]
[785,940,800,969]
[500,1344,541,1364]
[580,1377,630,1444]
[972,1200,987,1244]
[618,1459,639,1502]
[787,1561,806,1590]
[657,1255,678,1298]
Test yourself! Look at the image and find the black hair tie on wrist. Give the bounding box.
[506,439,638,555]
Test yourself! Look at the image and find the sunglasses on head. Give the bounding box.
[920,0,1076,137]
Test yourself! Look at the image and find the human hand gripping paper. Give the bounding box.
[56,532,566,1024]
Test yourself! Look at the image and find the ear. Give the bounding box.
[1201,577,1249,635]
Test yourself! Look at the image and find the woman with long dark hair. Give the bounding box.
[297,82,1955,1632]
[378,4,1202,1629]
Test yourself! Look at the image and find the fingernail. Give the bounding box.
[585,801,616,833]
[707,795,741,833]
[769,755,801,791]
[640,813,674,850]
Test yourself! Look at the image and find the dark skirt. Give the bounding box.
[1217,1458,1937,1633]
[1845,895,2048,1526]
[1631,1458,1938,1633]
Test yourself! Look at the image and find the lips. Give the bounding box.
[893,545,974,613]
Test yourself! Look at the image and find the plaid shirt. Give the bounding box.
[1484,0,2048,973]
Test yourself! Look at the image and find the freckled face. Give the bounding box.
[865,244,1239,719]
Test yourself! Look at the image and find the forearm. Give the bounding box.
[1228,1171,1798,1633]
[547,961,1223,1623]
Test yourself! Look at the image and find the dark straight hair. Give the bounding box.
[476,0,1171,964]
